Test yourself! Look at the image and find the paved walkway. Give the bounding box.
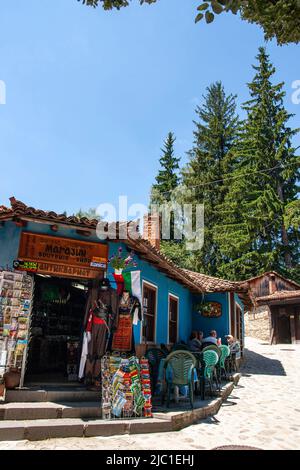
[1,337,300,450]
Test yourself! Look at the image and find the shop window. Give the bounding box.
[142,283,157,343]
[169,295,178,344]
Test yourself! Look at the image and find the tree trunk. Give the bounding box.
[277,183,292,269]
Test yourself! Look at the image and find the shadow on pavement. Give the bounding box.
[242,348,286,376]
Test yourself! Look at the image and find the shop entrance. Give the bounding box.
[26,275,90,385]
[276,314,291,344]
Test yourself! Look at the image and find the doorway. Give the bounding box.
[277,314,291,344]
[26,275,90,385]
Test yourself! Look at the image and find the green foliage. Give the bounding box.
[78,0,156,10]
[146,49,299,280]
[181,81,239,275]
[149,132,181,258]
[79,0,300,45]
[150,132,180,205]
[285,266,300,285]
[75,208,102,220]
[242,0,300,45]
[159,241,193,269]
[215,48,300,280]
[284,199,300,230]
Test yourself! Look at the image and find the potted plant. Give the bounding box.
[108,247,137,274]
[194,301,222,317]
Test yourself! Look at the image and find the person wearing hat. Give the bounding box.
[225,334,241,356]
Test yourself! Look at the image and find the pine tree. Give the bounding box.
[216,48,300,280]
[149,133,183,260]
[150,132,180,205]
[181,81,239,275]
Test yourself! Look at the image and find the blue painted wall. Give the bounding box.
[191,292,230,343]
[0,221,22,269]
[107,242,193,345]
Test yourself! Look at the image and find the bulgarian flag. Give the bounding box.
[123,271,142,306]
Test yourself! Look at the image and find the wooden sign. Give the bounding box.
[18,232,108,279]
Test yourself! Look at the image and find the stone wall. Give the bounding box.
[244,307,270,342]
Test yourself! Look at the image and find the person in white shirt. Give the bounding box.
[202,330,218,346]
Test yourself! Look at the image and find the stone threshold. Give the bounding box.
[0,374,241,442]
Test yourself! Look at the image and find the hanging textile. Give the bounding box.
[78,331,91,379]
[112,314,132,352]
[123,271,142,306]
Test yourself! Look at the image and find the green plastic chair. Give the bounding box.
[164,350,197,409]
[145,348,168,395]
[202,344,221,359]
[219,345,231,380]
[203,350,219,396]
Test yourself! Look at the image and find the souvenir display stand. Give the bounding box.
[0,270,34,389]
[101,353,152,420]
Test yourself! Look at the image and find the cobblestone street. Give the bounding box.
[1,337,300,450]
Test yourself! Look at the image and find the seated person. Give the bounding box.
[197,331,204,343]
[226,335,241,357]
[202,330,218,347]
[188,331,202,352]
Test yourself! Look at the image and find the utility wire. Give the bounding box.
[153,160,300,198]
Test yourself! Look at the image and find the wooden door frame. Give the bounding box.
[140,280,158,345]
[168,293,179,345]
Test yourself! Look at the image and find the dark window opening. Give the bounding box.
[142,284,157,343]
[169,296,178,344]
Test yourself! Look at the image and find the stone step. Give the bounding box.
[5,389,100,403]
[0,417,172,441]
[0,402,102,421]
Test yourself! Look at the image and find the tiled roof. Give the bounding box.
[0,197,252,300]
[256,290,300,303]
[182,269,248,293]
[0,197,100,228]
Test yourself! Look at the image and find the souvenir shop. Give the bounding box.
[0,197,250,420]
[0,231,153,419]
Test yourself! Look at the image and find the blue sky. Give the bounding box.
[0,0,299,218]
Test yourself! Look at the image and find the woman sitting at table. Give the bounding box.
[188,331,202,352]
